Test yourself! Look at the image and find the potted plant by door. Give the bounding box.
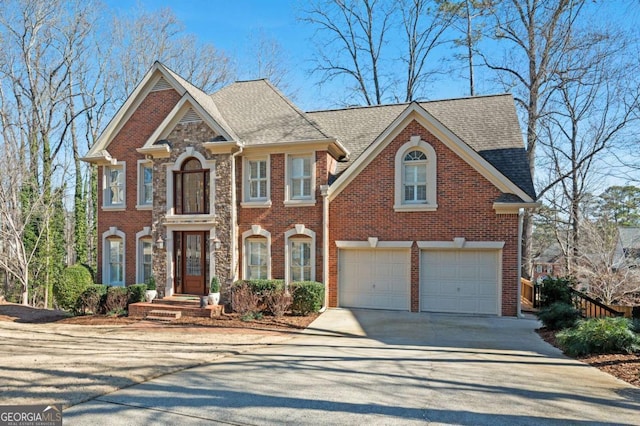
[208,276,220,305]
[145,277,157,302]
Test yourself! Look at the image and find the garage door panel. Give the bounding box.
[420,250,500,315]
[339,249,410,311]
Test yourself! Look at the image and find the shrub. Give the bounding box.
[536,302,581,330]
[75,284,108,315]
[104,287,129,313]
[264,288,292,317]
[210,276,220,293]
[54,264,94,311]
[231,282,261,316]
[556,317,640,357]
[290,281,324,315]
[127,284,147,305]
[146,276,156,291]
[239,279,284,296]
[540,276,575,307]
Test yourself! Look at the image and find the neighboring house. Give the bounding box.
[616,227,640,262]
[533,243,565,283]
[82,62,537,316]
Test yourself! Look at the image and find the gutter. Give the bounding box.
[517,209,524,318]
[320,184,330,312]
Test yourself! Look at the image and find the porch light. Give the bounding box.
[212,236,221,251]
[155,236,164,250]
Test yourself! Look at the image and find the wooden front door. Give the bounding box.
[177,231,207,295]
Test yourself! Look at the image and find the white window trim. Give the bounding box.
[241,155,272,208]
[102,161,126,210]
[394,136,437,212]
[284,152,316,207]
[242,226,271,279]
[136,160,153,210]
[136,227,153,283]
[102,226,126,286]
[165,147,216,219]
[284,225,316,283]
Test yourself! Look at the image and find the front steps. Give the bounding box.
[129,295,224,320]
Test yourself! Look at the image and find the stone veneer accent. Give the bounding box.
[152,121,234,301]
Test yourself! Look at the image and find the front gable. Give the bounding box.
[327,103,536,208]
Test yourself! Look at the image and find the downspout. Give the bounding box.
[320,184,330,313]
[230,144,243,283]
[517,209,524,318]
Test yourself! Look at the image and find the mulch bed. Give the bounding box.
[537,328,640,387]
[0,301,318,332]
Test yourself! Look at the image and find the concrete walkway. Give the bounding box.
[63,309,640,425]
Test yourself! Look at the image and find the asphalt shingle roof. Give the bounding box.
[307,95,536,199]
[210,80,329,144]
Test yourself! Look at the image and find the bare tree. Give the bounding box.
[576,219,640,305]
[535,26,639,272]
[303,0,395,105]
[245,28,294,95]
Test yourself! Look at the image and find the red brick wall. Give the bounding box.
[97,89,181,284]
[237,151,328,281]
[328,120,520,315]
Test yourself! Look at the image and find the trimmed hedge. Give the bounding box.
[104,286,129,313]
[557,317,640,357]
[536,302,581,330]
[234,279,285,296]
[75,284,108,315]
[54,264,94,311]
[127,284,147,305]
[290,281,324,315]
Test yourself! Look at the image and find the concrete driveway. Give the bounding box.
[64,309,640,425]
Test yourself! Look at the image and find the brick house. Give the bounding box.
[83,62,537,316]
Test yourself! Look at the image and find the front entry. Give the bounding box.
[174,231,208,295]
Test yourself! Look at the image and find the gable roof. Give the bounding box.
[308,94,536,200]
[210,79,331,145]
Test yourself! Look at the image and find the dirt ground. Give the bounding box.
[537,328,640,387]
[0,302,316,408]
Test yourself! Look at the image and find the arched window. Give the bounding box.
[174,157,209,214]
[394,136,437,212]
[403,150,428,203]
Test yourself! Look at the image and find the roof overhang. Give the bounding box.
[493,201,541,214]
[241,138,350,161]
[80,149,117,165]
[327,102,535,203]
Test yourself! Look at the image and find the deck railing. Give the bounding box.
[569,288,624,318]
[521,278,541,308]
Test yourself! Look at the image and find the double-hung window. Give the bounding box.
[138,162,153,207]
[138,238,153,284]
[247,159,268,201]
[403,150,428,203]
[290,239,312,282]
[246,238,268,279]
[108,237,124,285]
[287,154,314,204]
[104,163,125,208]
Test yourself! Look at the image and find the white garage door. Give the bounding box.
[339,249,410,310]
[420,250,500,315]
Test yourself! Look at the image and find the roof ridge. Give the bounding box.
[306,93,513,114]
[260,79,332,139]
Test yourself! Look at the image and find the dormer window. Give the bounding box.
[174,157,209,214]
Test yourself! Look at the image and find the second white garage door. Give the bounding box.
[339,249,410,310]
[420,250,500,315]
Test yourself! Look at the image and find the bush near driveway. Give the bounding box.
[537,302,581,330]
[75,284,108,315]
[290,281,324,315]
[231,280,324,317]
[556,317,640,357]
